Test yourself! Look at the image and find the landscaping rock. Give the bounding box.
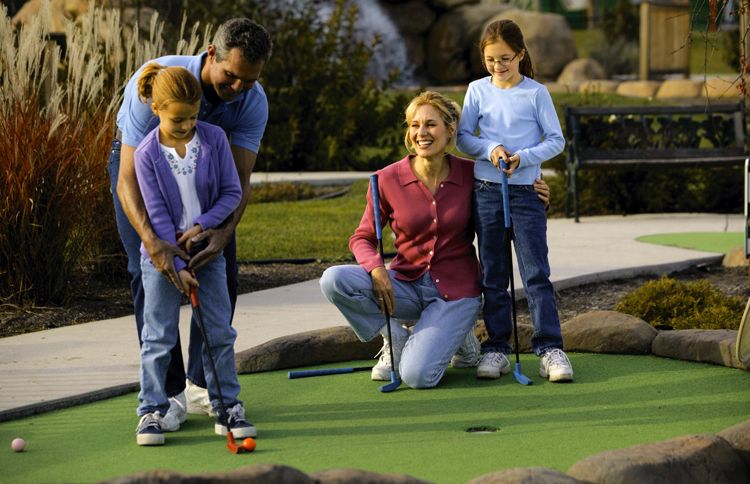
[567,434,750,484]
[557,58,606,85]
[311,468,429,483]
[655,79,703,99]
[546,81,579,94]
[718,418,750,470]
[468,467,583,483]
[235,326,380,373]
[562,311,657,354]
[651,329,746,370]
[616,80,662,98]
[578,79,620,94]
[723,246,749,268]
[703,76,743,98]
[104,464,313,483]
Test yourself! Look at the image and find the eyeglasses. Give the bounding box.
[485,51,521,67]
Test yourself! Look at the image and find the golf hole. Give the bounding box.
[465,426,499,434]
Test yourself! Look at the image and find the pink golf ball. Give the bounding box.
[11,438,25,452]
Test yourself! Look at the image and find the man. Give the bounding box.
[108,18,272,431]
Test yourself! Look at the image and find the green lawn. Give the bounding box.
[637,232,744,254]
[2,354,748,483]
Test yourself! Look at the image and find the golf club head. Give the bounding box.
[513,363,533,386]
[226,431,246,454]
[379,371,401,393]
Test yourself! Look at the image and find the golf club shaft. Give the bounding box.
[500,163,521,365]
[189,288,231,429]
[370,174,398,386]
[288,367,372,379]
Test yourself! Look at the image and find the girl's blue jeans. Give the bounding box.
[472,180,563,356]
[107,138,238,396]
[138,255,241,416]
[320,266,481,389]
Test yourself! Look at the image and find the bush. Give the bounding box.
[614,276,744,330]
[591,0,639,77]
[250,183,316,203]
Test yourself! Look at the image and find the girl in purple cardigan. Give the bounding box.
[132,63,253,446]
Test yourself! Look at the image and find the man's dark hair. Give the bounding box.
[213,18,272,64]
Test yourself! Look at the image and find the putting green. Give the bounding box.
[2,354,749,483]
[636,232,743,254]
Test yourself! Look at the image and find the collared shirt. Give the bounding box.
[116,52,268,153]
[350,154,481,300]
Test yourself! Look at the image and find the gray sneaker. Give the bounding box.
[540,348,574,382]
[451,330,481,368]
[476,352,511,379]
[136,412,165,446]
[371,331,407,381]
[161,392,187,432]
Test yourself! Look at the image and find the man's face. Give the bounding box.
[205,46,264,101]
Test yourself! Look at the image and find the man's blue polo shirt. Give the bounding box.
[116,52,268,154]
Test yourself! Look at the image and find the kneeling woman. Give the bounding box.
[320,91,481,389]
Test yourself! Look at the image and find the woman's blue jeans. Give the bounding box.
[107,138,238,396]
[320,266,481,389]
[138,255,240,416]
[472,180,563,356]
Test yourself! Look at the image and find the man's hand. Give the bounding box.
[143,238,189,291]
[370,266,394,315]
[187,225,233,270]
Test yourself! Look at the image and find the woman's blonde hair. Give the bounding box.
[403,91,461,153]
[137,63,201,110]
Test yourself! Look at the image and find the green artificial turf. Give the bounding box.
[2,354,749,483]
[636,232,743,254]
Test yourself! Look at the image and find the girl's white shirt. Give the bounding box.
[159,131,202,233]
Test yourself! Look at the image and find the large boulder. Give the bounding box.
[426,3,511,83]
[235,326,381,373]
[616,80,662,98]
[310,468,429,483]
[103,464,314,483]
[718,419,750,470]
[562,310,657,354]
[567,434,750,484]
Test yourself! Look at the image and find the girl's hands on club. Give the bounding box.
[491,145,520,177]
[177,225,203,256]
[145,238,189,292]
[370,266,395,315]
[177,269,199,295]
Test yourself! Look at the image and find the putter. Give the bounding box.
[188,285,246,454]
[288,366,372,379]
[371,174,401,393]
[499,163,533,386]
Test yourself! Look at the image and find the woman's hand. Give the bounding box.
[370,266,395,315]
[533,177,550,211]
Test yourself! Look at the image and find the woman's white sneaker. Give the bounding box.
[451,331,481,368]
[161,392,187,432]
[476,352,511,379]
[539,348,574,382]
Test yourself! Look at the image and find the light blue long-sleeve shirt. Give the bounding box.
[457,76,564,185]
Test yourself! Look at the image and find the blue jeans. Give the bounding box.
[107,138,239,395]
[320,266,481,389]
[472,180,563,356]
[138,255,241,416]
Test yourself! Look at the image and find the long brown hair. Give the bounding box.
[479,19,534,79]
[137,63,201,110]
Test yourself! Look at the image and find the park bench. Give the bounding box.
[563,102,749,222]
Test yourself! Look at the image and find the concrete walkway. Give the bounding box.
[0,212,742,421]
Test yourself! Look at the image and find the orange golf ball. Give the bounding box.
[241,437,256,452]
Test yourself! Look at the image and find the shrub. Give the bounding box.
[614,276,744,330]
[591,0,639,77]
[250,183,316,203]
